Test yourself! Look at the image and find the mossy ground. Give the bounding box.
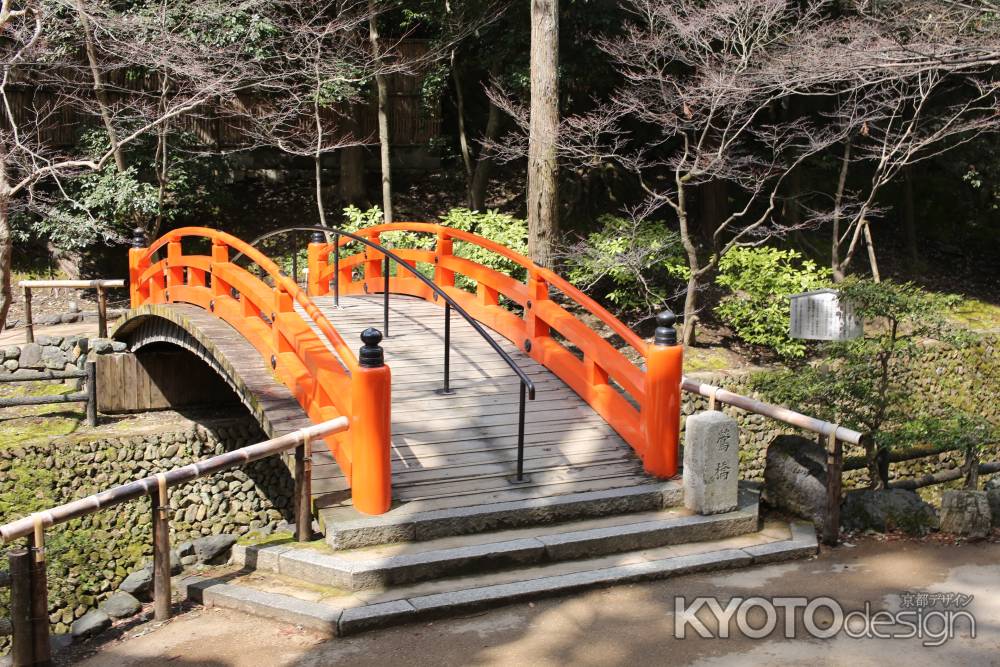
[950,298,1000,331]
[683,347,742,373]
[0,380,85,448]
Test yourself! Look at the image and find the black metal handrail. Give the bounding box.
[234,225,537,482]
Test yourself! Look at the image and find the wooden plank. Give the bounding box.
[292,293,650,511]
[390,463,644,502]
[389,449,636,487]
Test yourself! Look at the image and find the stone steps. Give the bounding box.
[178,519,817,636]
[233,490,759,591]
[318,479,684,550]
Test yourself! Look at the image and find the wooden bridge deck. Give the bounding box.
[302,295,652,514]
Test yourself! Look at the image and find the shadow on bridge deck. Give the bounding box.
[302,296,652,518]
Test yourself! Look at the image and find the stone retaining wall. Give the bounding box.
[0,334,121,375]
[0,414,292,649]
[682,334,999,495]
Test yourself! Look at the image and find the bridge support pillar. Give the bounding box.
[351,329,392,515]
[642,310,683,478]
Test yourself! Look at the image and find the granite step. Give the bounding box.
[318,479,685,550]
[179,520,818,637]
[234,490,759,591]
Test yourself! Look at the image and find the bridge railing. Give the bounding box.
[128,227,392,515]
[307,222,683,478]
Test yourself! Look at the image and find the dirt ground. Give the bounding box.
[70,537,1000,667]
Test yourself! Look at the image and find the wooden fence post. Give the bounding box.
[85,361,97,428]
[9,548,34,667]
[151,475,172,621]
[295,435,313,542]
[96,285,108,339]
[23,286,33,344]
[823,433,843,546]
[28,524,50,666]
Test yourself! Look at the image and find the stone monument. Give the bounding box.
[684,410,740,515]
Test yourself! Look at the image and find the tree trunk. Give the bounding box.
[682,273,699,347]
[830,141,852,283]
[527,0,559,268]
[76,0,126,173]
[152,71,170,240]
[0,193,11,330]
[470,100,503,211]
[862,219,881,282]
[314,78,328,228]
[339,105,368,207]
[677,183,700,347]
[369,3,393,223]
[964,447,980,490]
[452,53,475,208]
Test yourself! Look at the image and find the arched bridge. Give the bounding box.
[119,224,683,519]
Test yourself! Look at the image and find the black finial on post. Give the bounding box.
[132,226,147,248]
[654,309,678,346]
[311,230,325,244]
[359,328,384,368]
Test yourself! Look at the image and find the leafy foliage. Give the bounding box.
[340,206,529,288]
[441,208,529,283]
[751,279,980,488]
[564,215,687,317]
[22,129,229,249]
[715,247,831,357]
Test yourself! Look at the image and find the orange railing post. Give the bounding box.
[210,240,230,300]
[350,328,392,514]
[525,271,551,344]
[307,233,328,296]
[165,240,184,298]
[642,310,683,478]
[434,229,455,289]
[363,231,383,293]
[128,227,150,308]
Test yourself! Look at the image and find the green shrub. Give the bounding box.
[340,206,529,288]
[440,208,528,283]
[715,247,831,357]
[564,215,688,316]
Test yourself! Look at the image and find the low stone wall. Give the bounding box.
[0,413,293,648]
[0,334,121,375]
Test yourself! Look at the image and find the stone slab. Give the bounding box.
[684,411,740,515]
[183,578,342,635]
[339,600,417,635]
[323,481,683,550]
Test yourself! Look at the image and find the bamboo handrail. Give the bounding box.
[0,417,348,544]
[18,279,124,289]
[681,377,865,446]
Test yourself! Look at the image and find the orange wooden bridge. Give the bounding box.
[122,224,683,520]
